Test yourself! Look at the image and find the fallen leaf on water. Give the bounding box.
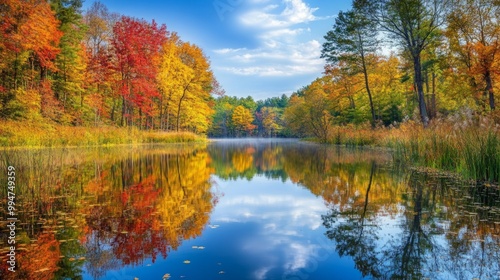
[183,260,191,264]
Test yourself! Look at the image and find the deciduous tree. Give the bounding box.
[112,16,167,127]
[371,0,449,126]
[322,1,379,127]
[232,105,255,136]
[260,107,282,136]
[447,0,500,110]
[168,42,213,132]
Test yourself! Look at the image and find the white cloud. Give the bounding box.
[215,40,323,77]
[209,176,332,279]
[213,47,248,54]
[254,266,273,280]
[282,0,318,24]
[261,28,306,41]
[284,243,319,271]
[263,4,280,12]
[213,0,326,78]
[240,0,319,28]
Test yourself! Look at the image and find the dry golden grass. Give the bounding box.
[0,121,205,148]
[325,116,500,182]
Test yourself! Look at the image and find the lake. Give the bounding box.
[1,139,500,280]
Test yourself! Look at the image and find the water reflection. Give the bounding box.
[322,169,500,279]
[0,140,499,279]
[0,145,215,279]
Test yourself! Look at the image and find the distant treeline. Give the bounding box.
[209,94,290,138]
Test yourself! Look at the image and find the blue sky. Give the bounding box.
[82,0,352,100]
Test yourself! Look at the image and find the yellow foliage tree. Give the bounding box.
[261,107,282,136]
[232,105,255,136]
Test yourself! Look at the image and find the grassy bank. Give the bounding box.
[323,117,500,183]
[0,121,205,147]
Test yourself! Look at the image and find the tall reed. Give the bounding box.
[324,115,500,183]
[386,118,500,183]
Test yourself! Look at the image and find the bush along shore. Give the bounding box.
[0,121,205,148]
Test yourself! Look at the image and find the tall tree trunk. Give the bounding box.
[424,68,429,94]
[166,106,170,132]
[359,37,376,128]
[413,53,429,127]
[120,95,125,126]
[485,71,496,110]
[176,87,188,132]
[139,108,143,130]
[111,98,116,122]
[158,96,163,130]
[432,71,436,95]
[349,96,356,109]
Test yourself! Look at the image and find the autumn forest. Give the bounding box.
[0,0,497,130]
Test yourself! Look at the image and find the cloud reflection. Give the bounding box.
[210,175,330,277]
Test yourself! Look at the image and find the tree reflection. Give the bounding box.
[322,161,381,278]
[82,150,216,276]
[208,140,393,186]
[0,232,61,280]
[0,146,216,279]
[112,177,167,265]
[321,167,500,279]
[380,171,440,279]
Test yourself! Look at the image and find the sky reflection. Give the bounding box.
[210,175,339,279]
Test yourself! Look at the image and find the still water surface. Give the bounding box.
[1,139,500,279]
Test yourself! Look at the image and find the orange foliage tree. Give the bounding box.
[447,0,500,110]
